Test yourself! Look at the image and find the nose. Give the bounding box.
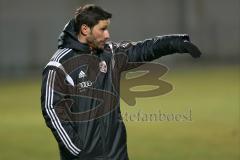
[104,30,110,39]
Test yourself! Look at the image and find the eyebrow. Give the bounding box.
[101,25,108,29]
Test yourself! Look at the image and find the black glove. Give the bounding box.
[181,40,202,58]
[152,34,202,58]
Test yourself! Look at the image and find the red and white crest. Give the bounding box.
[99,60,107,73]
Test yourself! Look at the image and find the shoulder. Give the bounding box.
[105,41,136,52]
[50,48,75,63]
[42,48,75,74]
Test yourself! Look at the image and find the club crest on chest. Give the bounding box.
[99,60,107,73]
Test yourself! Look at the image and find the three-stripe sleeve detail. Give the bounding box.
[44,70,81,156]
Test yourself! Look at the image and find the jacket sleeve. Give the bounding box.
[113,34,190,70]
[40,67,82,157]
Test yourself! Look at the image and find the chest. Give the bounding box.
[66,53,115,90]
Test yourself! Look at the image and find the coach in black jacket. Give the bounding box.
[41,4,201,160]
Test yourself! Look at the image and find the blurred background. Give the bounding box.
[0,0,239,160]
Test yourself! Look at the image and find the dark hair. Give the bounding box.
[74,4,112,33]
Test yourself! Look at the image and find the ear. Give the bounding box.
[80,24,90,36]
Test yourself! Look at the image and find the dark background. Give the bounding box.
[0,1,239,160]
[0,0,239,77]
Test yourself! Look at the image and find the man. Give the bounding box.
[41,4,201,160]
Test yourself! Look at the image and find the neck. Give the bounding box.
[77,34,87,44]
[77,34,95,52]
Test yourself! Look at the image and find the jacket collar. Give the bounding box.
[58,19,91,52]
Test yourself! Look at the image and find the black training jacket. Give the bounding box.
[41,19,190,160]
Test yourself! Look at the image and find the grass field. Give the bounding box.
[0,65,239,160]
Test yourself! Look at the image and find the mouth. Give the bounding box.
[96,40,108,49]
[102,38,110,44]
[101,40,107,44]
[99,41,106,47]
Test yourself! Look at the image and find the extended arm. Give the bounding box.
[115,34,201,63]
